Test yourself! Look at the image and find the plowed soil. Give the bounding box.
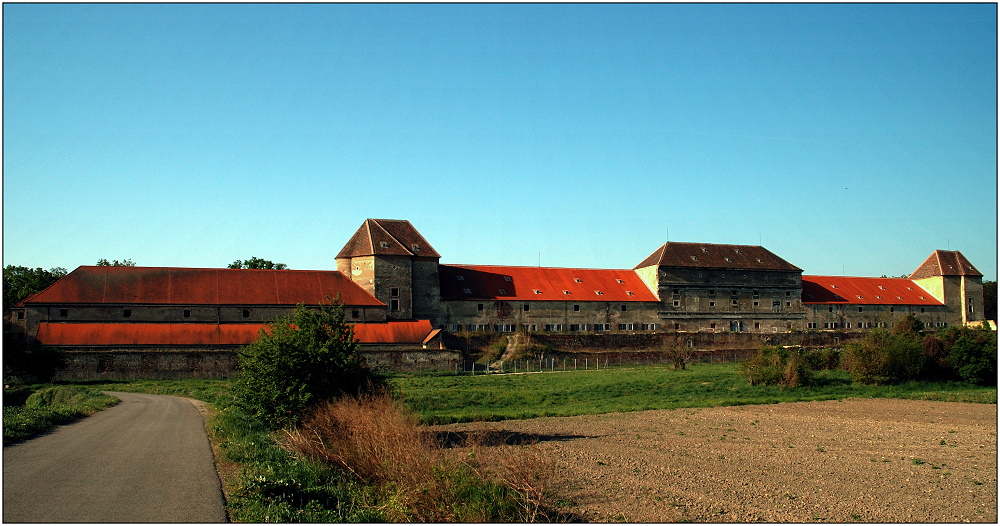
[436,399,997,523]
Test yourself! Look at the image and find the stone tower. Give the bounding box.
[335,219,441,321]
[909,250,984,326]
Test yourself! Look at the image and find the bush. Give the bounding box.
[233,302,386,430]
[842,328,926,385]
[803,348,841,371]
[944,327,997,386]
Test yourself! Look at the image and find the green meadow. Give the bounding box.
[391,362,996,425]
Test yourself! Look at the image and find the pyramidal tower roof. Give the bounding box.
[336,219,440,259]
[909,250,982,279]
[634,241,801,272]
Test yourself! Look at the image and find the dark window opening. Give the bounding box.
[351,310,360,318]
[123,309,132,318]
[242,309,250,318]
[620,304,627,312]
[477,303,484,311]
[390,288,400,297]
[573,304,580,312]
[183,309,192,318]
[522,304,530,312]
[390,299,400,311]
[16,311,24,320]
[59,308,68,317]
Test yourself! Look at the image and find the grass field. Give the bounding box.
[391,362,997,424]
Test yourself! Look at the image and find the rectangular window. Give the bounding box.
[673,300,680,307]
[183,309,192,318]
[390,288,399,297]
[858,307,864,313]
[390,299,400,311]
[708,290,715,296]
[709,301,716,307]
[59,308,68,317]
[573,304,580,312]
[620,304,627,312]
[786,302,792,307]
[477,303,484,311]
[351,310,360,318]
[731,299,738,306]
[752,291,759,299]
[123,309,132,318]
[808,322,817,329]
[522,304,530,312]
[16,311,24,320]
[710,323,716,330]
[753,301,759,307]
[242,309,250,318]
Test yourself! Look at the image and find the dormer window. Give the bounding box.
[412,244,420,252]
[498,288,507,295]
[574,278,582,283]
[626,291,634,296]
[380,241,389,248]
[616,279,625,284]
[463,288,472,294]
[563,290,571,295]
[456,275,464,281]
[504,276,512,282]
[701,247,709,253]
[691,256,699,262]
[533,289,542,294]
[595,290,603,295]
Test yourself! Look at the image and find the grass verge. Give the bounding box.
[3,385,120,446]
[391,362,997,424]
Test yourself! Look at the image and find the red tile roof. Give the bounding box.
[336,219,440,259]
[439,265,657,302]
[801,276,942,305]
[21,266,384,307]
[635,242,801,272]
[35,319,434,346]
[910,250,983,279]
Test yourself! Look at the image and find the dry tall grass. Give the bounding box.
[283,390,557,522]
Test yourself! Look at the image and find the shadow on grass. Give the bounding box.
[433,429,596,448]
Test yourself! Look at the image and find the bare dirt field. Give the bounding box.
[437,399,997,523]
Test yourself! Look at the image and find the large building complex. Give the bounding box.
[12,218,986,357]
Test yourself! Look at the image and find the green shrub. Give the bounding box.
[945,328,997,386]
[843,328,926,385]
[739,346,789,386]
[233,302,387,430]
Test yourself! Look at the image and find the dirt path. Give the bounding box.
[437,399,997,522]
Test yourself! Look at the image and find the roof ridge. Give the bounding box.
[372,219,414,256]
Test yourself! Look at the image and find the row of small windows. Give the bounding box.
[56,308,254,319]
[807,321,948,329]
[673,289,794,298]
[477,304,630,312]
[449,323,658,333]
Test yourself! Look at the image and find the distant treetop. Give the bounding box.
[228,257,288,270]
[96,259,136,267]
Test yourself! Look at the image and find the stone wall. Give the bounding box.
[52,346,463,380]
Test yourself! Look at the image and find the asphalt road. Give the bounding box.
[3,391,227,523]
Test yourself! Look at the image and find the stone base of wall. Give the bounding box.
[52,346,463,380]
[53,349,239,381]
[444,330,863,356]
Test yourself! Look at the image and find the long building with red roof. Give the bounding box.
[10,218,986,377]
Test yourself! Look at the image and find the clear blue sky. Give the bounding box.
[4,3,997,280]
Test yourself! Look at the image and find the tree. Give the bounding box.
[228,257,288,270]
[983,280,996,322]
[3,265,68,312]
[96,258,135,266]
[232,301,384,429]
[842,328,925,385]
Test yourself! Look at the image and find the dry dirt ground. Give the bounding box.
[437,399,997,523]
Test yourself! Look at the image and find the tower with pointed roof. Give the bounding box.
[335,219,441,321]
[909,250,983,325]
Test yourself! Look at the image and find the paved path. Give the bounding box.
[3,392,227,523]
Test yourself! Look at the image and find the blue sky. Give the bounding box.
[4,3,997,280]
